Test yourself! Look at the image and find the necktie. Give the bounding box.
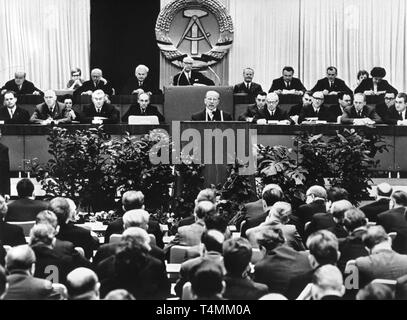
[97,108,101,114]
[9,109,14,118]
[270,110,274,117]
[329,81,333,88]
[358,111,362,118]
[400,112,403,120]
[139,81,143,87]
[286,81,290,89]
[141,108,146,115]
[315,108,319,115]
[246,83,250,90]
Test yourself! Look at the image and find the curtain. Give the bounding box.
[0,0,90,91]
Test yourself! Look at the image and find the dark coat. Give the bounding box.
[223,275,269,300]
[121,77,160,95]
[5,198,49,222]
[311,77,352,95]
[1,79,43,95]
[81,102,119,124]
[298,104,332,123]
[233,82,263,98]
[354,78,398,95]
[359,198,390,223]
[191,108,233,121]
[0,143,10,196]
[121,104,164,123]
[252,106,288,122]
[238,104,262,121]
[30,102,71,124]
[173,70,214,86]
[0,221,26,247]
[328,104,346,123]
[377,207,407,254]
[0,106,30,124]
[341,105,382,124]
[385,105,407,125]
[74,79,114,97]
[269,77,306,92]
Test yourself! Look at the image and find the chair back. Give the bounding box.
[8,220,35,236]
[169,245,192,263]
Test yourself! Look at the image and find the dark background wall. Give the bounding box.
[90,0,161,94]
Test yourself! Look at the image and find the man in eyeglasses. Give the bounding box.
[375,92,396,124]
[298,91,331,123]
[0,72,42,96]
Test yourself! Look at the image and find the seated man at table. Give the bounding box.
[30,90,71,125]
[238,91,267,121]
[81,90,119,124]
[268,66,306,95]
[253,93,290,124]
[354,67,398,96]
[74,68,114,98]
[375,92,396,124]
[341,93,382,125]
[1,72,42,96]
[233,68,264,99]
[287,91,313,125]
[385,92,407,125]
[121,92,164,123]
[122,64,160,95]
[298,91,331,123]
[0,91,30,124]
[191,90,233,121]
[328,92,353,123]
[173,56,215,86]
[311,66,352,96]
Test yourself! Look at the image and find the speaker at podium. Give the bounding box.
[164,86,234,122]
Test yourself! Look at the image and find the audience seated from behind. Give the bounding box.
[5,178,49,222]
[103,190,163,248]
[191,90,233,121]
[311,265,345,300]
[49,197,99,259]
[252,92,290,124]
[189,259,226,300]
[0,71,42,96]
[80,90,119,124]
[66,268,100,300]
[358,182,392,223]
[233,68,264,101]
[237,91,267,122]
[0,91,30,124]
[356,282,395,300]
[121,92,164,123]
[222,237,269,300]
[0,195,26,247]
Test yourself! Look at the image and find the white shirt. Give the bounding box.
[245,81,251,90]
[8,106,16,118]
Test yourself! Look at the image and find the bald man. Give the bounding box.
[311,265,345,300]
[359,183,393,223]
[66,268,100,300]
[252,92,290,124]
[191,90,233,121]
[173,56,215,86]
[74,68,113,98]
[1,72,42,95]
[30,90,71,124]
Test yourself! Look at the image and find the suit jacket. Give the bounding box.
[56,222,99,259]
[355,78,398,95]
[359,198,390,223]
[328,104,346,123]
[356,249,407,288]
[269,77,306,93]
[191,108,233,121]
[311,77,352,95]
[103,217,164,248]
[121,77,160,95]
[81,102,119,124]
[385,105,407,125]
[375,103,393,124]
[1,79,43,95]
[53,238,92,267]
[172,220,206,247]
[173,70,214,86]
[30,102,71,124]
[74,79,114,97]
[305,212,336,239]
[0,220,26,247]
[4,271,56,300]
[338,228,369,272]
[240,211,268,238]
[298,104,332,123]
[223,275,269,300]
[0,143,10,196]
[5,198,49,222]
[341,105,382,124]
[244,199,264,221]
[121,104,165,123]
[252,106,289,122]
[0,106,30,124]
[238,104,262,121]
[377,207,407,254]
[288,103,304,117]
[294,200,327,229]
[253,245,312,295]
[233,82,263,98]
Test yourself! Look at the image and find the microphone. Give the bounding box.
[207,65,221,86]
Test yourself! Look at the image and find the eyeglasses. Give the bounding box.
[313,97,324,101]
[384,97,395,100]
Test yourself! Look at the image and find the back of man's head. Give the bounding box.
[0,265,7,299]
[327,187,349,202]
[122,209,149,230]
[223,238,252,277]
[204,213,228,234]
[256,222,285,252]
[121,227,151,250]
[307,230,339,266]
[269,201,292,224]
[377,183,393,198]
[30,223,55,246]
[16,178,35,198]
[343,208,367,232]
[262,187,284,207]
[201,229,224,254]
[312,265,345,300]
[104,289,135,300]
[194,201,216,220]
[391,190,407,207]
[307,185,327,201]
[357,282,395,300]
[362,225,390,250]
[49,197,71,226]
[5,245,36,272]
[190,260,224,299]
[36,210,58,230]
[330,199,353,221]
[122,191,144,211]
[66,268,100,300]
[196,188,217,204]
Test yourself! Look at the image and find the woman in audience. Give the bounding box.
[354,70,369,90]
[66,67,84,90]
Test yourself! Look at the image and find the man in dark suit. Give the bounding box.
[191,90,233,121]
[377,190,407,254]
[288,91,313,124]
[3,245,59,300]
[0,195,26,247]
[385,92,407,125]
[375,92,396,124]
[74,68,114,98]
[328,92,353,123]
[0,91,30,124]
[50,197,99,259]
[233,68,263,101]
[311,66,352,95]
[269,66,306,95]
[298,91,331,123]
[238,91,267,121]
[81,89,119,124]
[0,72,42,96]
[0,140,10,197]
[355,67,398,96]
[121,64,161,95]
[121,92,164,123]
[359,182,392,223]
[30,90,71,125]
[5,179,49,222]
[173,56,214,86]
[341,93,382,124]
[252,92,290,124]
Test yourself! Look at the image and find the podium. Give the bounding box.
[164,86,234,122]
